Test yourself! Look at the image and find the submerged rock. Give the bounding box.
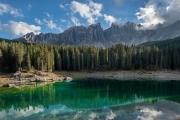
[65,77,73,82]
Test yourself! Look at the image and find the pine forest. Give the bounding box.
[0,38,179,73]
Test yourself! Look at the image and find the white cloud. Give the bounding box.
[43,19,63,32]
[60,4,65,9]
[3,21,41,36]
[44,12,52,18]
[60,4,69,10]
[104,14,120,26]
[71,16,81,26]
[135,4,164,28]
[65,4,69,6]
[43,19,55,29]
[162,0,180,25]
[0,3,8,15]
[35,18,42,25]
[165,6,169,11]
[71,0,103,24]
[135,0,180,28]
[28,4,32,10]
[61,19,66,23]
[0,3,23,17]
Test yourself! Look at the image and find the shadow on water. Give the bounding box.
[1,78,180,119]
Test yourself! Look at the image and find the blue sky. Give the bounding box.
[0,0,180,39]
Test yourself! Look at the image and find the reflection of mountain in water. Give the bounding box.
[1,79,180,112]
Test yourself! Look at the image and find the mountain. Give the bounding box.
[14,20,180,47]
[56,23,107,47]
[104,20,180,45]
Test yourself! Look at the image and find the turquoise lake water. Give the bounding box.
[0,78,180,120]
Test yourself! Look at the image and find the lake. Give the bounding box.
[0,78,180,120]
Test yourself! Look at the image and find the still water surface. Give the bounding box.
[0,78,180,120]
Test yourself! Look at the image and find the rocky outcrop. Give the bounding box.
[16,32,60,44]
[1,71,73,87]
[12,71,71,82]
[14,21,180,47]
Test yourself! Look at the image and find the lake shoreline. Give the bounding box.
[0,70,180,86]
[0,71,72,86]
[55,70,180,81]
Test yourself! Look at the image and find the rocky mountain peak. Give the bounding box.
[22,32,35,43]
[89,22,101,27]
[15,21,180,47]
[111,23,121,28]
[124,21,136,29]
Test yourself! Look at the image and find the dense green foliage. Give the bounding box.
[138,36,180,48]
[0,37,180,72]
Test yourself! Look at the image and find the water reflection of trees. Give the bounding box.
[0,83,56,112]
[1,79,180,111]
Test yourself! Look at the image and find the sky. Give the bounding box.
[0,0,180,39]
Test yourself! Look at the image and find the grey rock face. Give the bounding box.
[16,32,59,44]
[56,23,106,47]
[104,20,180,45]
[14,21,180,47]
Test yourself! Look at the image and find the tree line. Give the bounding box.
[0,39,179,72]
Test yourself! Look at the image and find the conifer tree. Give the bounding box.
[0,49,2,71]
[26,52,31,71]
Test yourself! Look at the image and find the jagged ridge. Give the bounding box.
[14,20,180,47]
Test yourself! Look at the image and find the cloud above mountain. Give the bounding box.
[43,19,63,32]
[71,0,103,24]
[135,4,164,28]
[103,14,120,25]
[2,21,41,36]
[71,16,81,26]
[1,0,180,39]
[135,0,180,28]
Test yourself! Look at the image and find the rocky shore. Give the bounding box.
[56,70,180,81]
[0,71,72,88]
[1,70,180,88]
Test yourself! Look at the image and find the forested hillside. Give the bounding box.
[138,36,180,48]
[0,37,180,73]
